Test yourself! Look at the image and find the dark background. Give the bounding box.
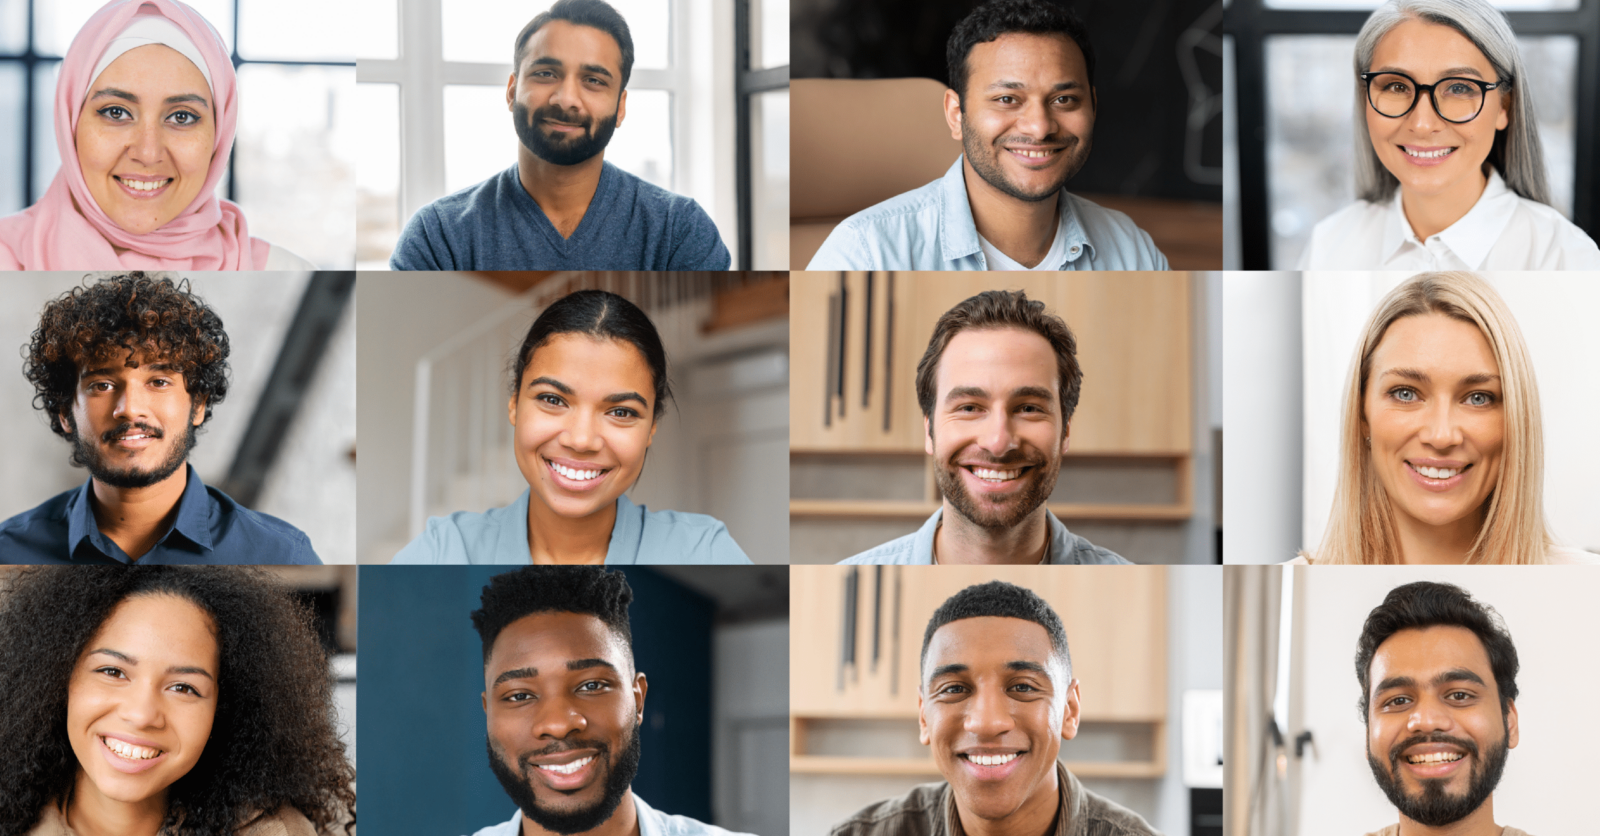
[792,0,1224,203]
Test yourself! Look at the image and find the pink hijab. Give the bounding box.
[0,0,269,270]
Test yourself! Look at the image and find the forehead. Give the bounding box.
[965,32,1087,85]
[86,593,219,665]
[520,19,624,74]
[925,615,1058,677]
[77,348,184,376]
[1368,625,1496,694]
[1371,18,1494,74]
[1368,313,1497,385]
[937,327,1059,398]
[487,610,628,672]
[522,334,652,387]
[93,44,210,93]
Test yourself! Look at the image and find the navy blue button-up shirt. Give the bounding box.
[0,465,321,565]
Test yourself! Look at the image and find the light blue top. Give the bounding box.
[839,506,1131,565]
[806,158,1168,271]
[392,492,751,565]
[464,794,755,836]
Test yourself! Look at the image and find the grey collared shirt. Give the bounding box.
[838,506,1131,565]
[805,158,1168,271]
[829,762,1163,836]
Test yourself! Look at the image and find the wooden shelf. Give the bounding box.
[789,500,1192,521]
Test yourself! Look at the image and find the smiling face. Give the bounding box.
[507,20,627,167]
[66,594,219,814]
[1363,313,1504,539]
[945,32,1095,203]
[509,334,658,521]
[919,616,1079,827]
[926,327,1069,531]
[75,45,216,235]
[1365,625,1516,827]
[483,611,645,834]
[64,351,204,491]
[1364,19,1508,207]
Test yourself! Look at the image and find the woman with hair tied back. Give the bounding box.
[393,289,752,565]
[1295,272,1597,565]
[0,566,355,836]
[1299,0,1600,270]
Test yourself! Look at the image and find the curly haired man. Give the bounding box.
[0,273,320,564]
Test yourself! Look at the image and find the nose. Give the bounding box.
[1406,90,1445,131]
[548,73,584,113]
[976,411,1020,457]
[1405,695,1455,735]
[1418,400,1463,449]
[559,409,604,453]
[1016,98,1052,140]
[963,684,1015,739]
[117,682,165,729]
[113,383,150,422]
[127,119,165,167]
[531,691,588,740]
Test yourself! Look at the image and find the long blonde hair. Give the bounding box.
[1313,272,1550,564]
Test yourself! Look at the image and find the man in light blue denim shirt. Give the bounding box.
[807,0,1166,272]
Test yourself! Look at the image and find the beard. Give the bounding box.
[932,433,1061,531]
[487,723,642,836]
[513,101,619,167]
[70,419,196,490]
[1367,728,1509,827]
[961,112,1090,203]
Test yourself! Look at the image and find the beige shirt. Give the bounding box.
[27,803,317,836]
[1364,826,1530,836]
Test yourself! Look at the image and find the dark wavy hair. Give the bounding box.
[947,0,1095,106]
[23,273,230,447]
[920,580,1071,681]
[508,290,671,420]
[1355,581,1520,721]
[513,0,635,89]
[0,567,355,836]
[471,566,635,666]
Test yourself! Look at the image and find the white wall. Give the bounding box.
[1300,272,1600,554]
[713,620,790,836]
[1221,272,1302,563]
[1288,566,1600,836]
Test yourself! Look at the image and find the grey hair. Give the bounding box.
[1352,0,1550,205]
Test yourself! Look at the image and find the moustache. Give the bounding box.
[1389,731,1479,767]
[533,105,593,132]
[518,738,610,770]
[102,422,163,443]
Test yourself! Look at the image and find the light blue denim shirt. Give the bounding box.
[464,795,755,836]
[391,492,751,565]
[806,158,1168,271]
[838,506,1131,564]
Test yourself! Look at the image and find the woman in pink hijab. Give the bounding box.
[0,0,312,270]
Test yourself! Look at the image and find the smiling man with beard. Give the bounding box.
[1356,582,1527,836]
[807,0,1166,271]
[390,0,729,271]
[0,273,319,565]
[842,290,1129,565]
[465,567,752,836]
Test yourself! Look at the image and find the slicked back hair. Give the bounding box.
[914,289,1082,431]
[508,289,672,420]
[1355,581,1520,721]
[920,581,1071,683]
[513,0,635,90]
[946,0,1095,108]
[471,567,634,667]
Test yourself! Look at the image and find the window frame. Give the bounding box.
[735,0,789,270]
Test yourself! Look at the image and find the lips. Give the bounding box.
[545,457,611,491]
[98,733,167,774]
[1398,145,1457,167]
[105,423,162,450]
[1395,737,1474,780]
[958,749,1026,780]
[114,175,174,198]
[1405,460,1470,491]
[527,749,602,791]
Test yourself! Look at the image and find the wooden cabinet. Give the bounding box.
[790,565,1168,776]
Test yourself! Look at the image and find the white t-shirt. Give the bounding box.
[1300,170,1600,270]
[978,209,1076,271]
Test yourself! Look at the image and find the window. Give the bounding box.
[738,0,790,269]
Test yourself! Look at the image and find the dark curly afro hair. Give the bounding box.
[23,273,230,443]
[471,566,634,666]
[0,567,355,836]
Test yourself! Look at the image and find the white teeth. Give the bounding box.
[967,752,1018,766]
[1412,464,1461,480]
[971,467,1021,482]
[550,461,603,481]
[103,736,160,760]
[1402,147,1453,159]
[1407,751,1464,764]
[120,178,170,191]
[539,755,594,774]
[1011,149,1054,158]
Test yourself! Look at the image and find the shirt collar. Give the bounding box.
[64,463,210,561]
[920,506,1064,565]
[938,157,1088,268]
[943,761,1075,836]
[1383,169,1518,268]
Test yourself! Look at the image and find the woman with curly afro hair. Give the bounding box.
[0,566,355,836]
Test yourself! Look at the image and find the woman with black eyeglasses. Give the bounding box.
[1299,0,1600,269]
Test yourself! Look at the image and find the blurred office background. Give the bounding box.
[1223,272,1600,563]
[359,564,789,836]
[355,0,790,269]
[0,271,357,564]
[0,0,358,268]
[790,0,1224,269]
[1227,565,1600,835]
[1223,0,1598,269]
[791,565,1223,836]
[356,271,791,563]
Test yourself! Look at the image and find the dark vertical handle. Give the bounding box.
[824,288,838,429]
[837,274,848,418]
[863,273,874,409]
[883,273,894,433]
[890,567,902,695]
[871,564,883,672]
[844,568,859,684]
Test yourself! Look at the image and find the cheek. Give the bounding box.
[175,129,217,178]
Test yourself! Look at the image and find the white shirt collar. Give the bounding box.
[1384,169,1519,269]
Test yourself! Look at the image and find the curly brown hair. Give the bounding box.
[0,566,355,836]
[23,273,230,444]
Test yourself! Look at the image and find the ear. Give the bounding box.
[616,88,628,129]
[943,88,964,141]
[924,415,934,456]
[506,71,518,111]
[647,414,658,447]
[633,671,648,722]
[190,395,207,427]
[917,690,931,746]
[1494,90,1510,132]
[1060,678,1082,741]
[508,395,518,427]
[1059,421,1071,457]
[481,690,489,715]
[57,412,74,437]
[1505,698,1518,750]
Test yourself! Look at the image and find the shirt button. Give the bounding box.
[1070,246,1080,254]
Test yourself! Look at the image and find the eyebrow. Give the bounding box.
[528,56,614,79]
[927,660,1050,681]
[1378,367,1500,386]
[491,658,620,688]
[80,362,182,380]
[942,385,1056,405]
[526,376,573,394]
[1372,65,1487,80]
[88,87,211,110]
[1374,667,1488,694]
[526,376,648,407]
[86,648,215,681]
[986,79,1083,92]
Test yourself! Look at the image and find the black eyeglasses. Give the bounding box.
[1360,71,1503,124]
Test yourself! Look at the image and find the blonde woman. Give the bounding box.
[1296,272,1595,564]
